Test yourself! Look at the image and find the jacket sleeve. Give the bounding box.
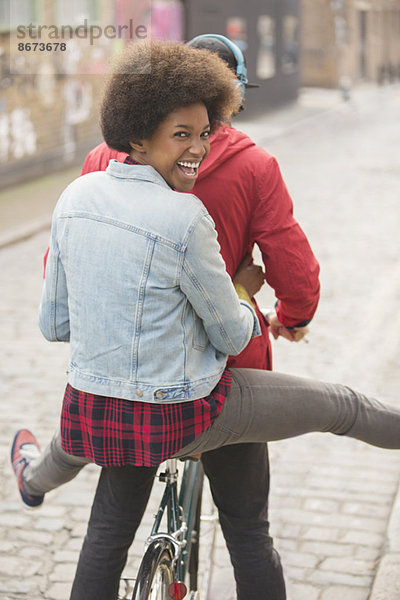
[250,156,320,328]
[38,216,70,342]
[180,212,261,356]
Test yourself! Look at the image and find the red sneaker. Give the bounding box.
[11,429,44,508]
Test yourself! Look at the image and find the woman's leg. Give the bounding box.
[174,368,400,457]
[70,464,157,600]
[23,429,91,496]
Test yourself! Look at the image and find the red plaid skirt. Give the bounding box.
[60,369,231,467]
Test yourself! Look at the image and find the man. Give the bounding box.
[78,35,319,599]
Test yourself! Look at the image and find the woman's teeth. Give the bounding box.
[177,161,200,177]
[178,161,200,168]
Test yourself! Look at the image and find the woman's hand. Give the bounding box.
[233,252,265,298]
[265,310,309,343]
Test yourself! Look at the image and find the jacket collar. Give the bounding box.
[106,159,172,190]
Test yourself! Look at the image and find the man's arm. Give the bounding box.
[250,155,320,329]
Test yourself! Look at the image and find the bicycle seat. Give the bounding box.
[179,454,202,462]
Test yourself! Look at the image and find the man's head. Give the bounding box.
[187,34,257,108]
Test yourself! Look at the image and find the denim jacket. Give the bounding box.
[39,160,261,403]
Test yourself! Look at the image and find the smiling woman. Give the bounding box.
[100,40,241,155]
[129,102,211,192]
[99,41,242,192]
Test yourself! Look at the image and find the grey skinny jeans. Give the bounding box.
[24,368,400,495]
[175,368,400,456]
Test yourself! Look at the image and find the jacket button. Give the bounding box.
[156,391,165,399]
[136,390,143,398]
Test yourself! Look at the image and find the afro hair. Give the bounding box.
[100,40,242,153]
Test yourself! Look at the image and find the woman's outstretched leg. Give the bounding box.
[174,368,400,458]
[231,368,400,448]
[11,429,90,507]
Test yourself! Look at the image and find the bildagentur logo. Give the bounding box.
[16,19,148,46]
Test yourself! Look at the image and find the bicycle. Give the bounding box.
[119,456,218,600]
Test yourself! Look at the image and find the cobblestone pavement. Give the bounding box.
[1,84,400,599]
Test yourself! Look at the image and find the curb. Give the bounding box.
[369,477,400,599]
[0,217,51,250]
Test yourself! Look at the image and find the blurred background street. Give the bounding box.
[1,1,400,599]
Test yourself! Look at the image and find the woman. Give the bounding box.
[11,41,400,600]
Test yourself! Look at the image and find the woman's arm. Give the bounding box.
[38,222,70,342]
[180,213,261,356]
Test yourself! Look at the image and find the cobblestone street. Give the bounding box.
[1,84,400,599]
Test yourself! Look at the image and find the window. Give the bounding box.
[226,16,248,52]
[55,0,98,27]
[151,0,184,41]
[256,15,276,79]
[2,0,37,32]
[281,15,299,74]
[0,0,9,30]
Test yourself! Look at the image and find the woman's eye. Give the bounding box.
[174,131,188,138]
[202,131,210,138]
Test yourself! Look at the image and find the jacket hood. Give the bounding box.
[198,124,255,179]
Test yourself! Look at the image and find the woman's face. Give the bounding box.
[130,102,211,192]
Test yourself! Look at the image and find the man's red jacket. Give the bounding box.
[78,125,320,370]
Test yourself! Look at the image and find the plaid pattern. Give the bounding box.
[124,156,139,165]
[61,370,231,467]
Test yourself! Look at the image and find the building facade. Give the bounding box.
[0,0,303,187]
[0,0,119,187]
[3,1,399,187]
[184,0,301,116]
[301,0,400,87]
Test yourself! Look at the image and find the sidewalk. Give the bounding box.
[370,483,400,600]
[0,167,80,249]
[1,83,400,600]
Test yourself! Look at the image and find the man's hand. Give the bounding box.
[233,252,265,298]
[264,310,309,343]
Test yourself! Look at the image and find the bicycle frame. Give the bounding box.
[126,455,217,600]
[148,457,204,584]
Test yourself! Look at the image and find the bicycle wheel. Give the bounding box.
[131,539,175,600]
